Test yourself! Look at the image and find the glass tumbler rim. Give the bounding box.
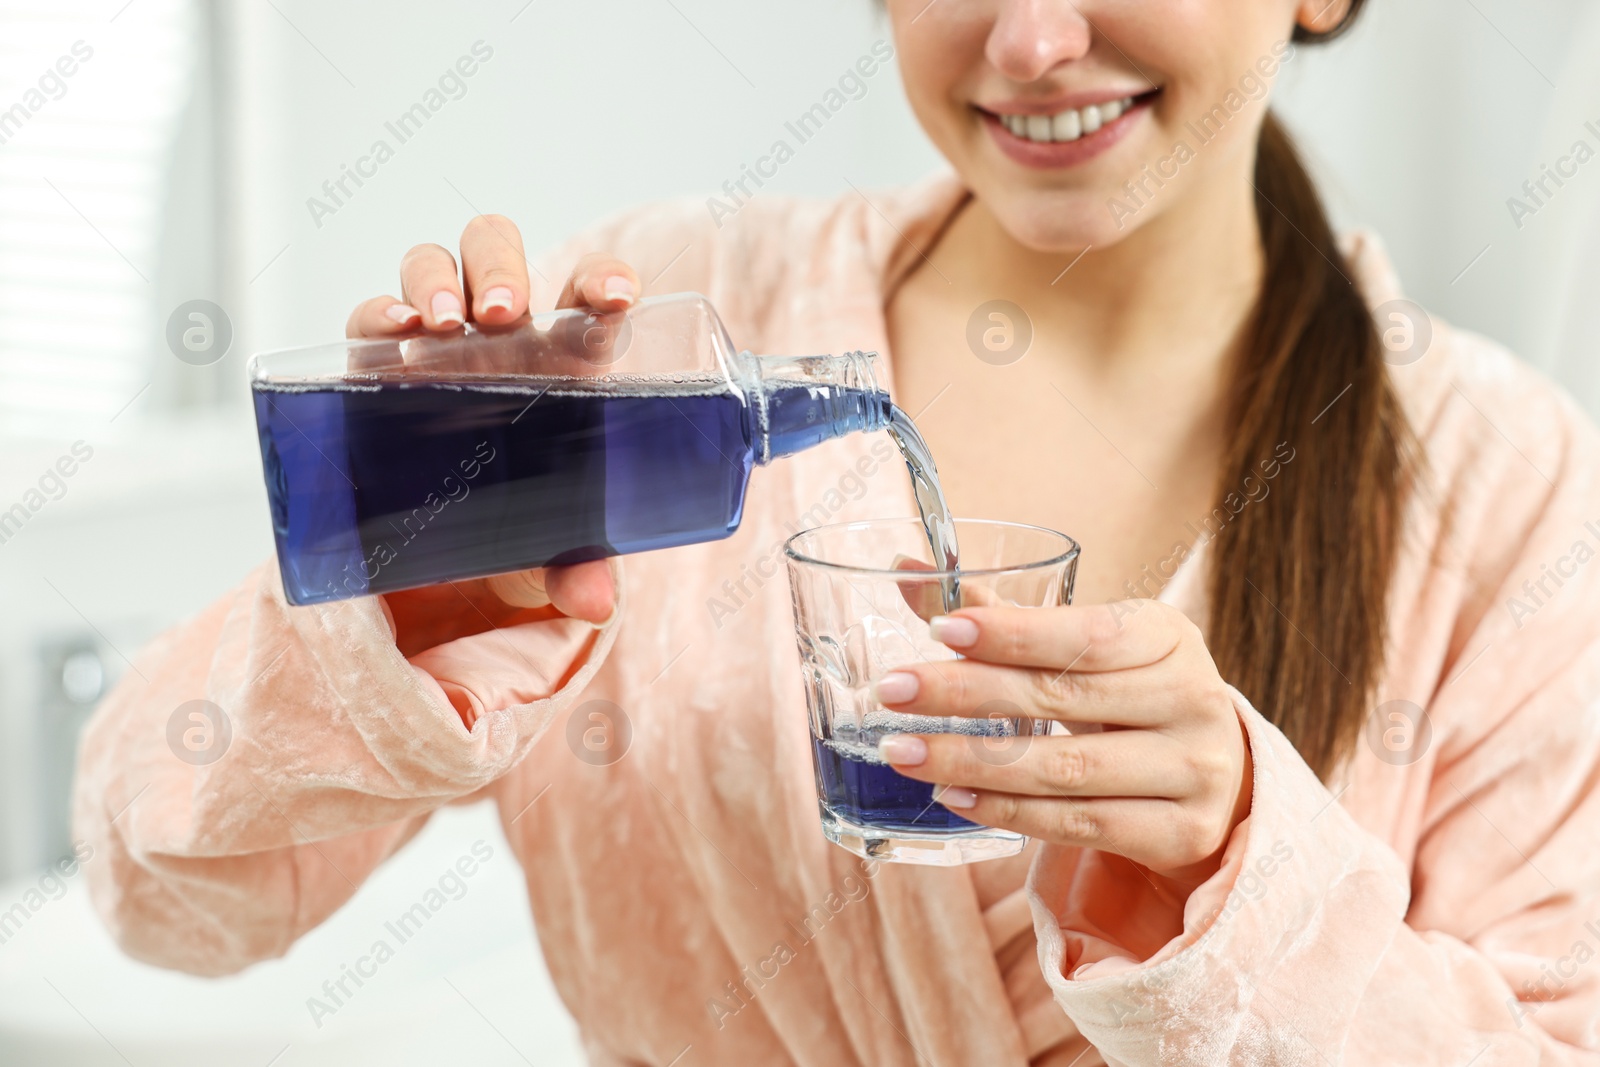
[783,517,1080,578]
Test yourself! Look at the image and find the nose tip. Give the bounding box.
[985,0,1093,84]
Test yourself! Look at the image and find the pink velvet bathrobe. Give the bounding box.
[75,172,1600,1065]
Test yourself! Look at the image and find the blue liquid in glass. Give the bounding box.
[254,376,890,606]
[814,713,1024,833]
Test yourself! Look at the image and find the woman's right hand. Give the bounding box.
[345,215,641,649]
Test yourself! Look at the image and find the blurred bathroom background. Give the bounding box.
[0,0,1596,1063]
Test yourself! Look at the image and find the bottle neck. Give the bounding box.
[740,351,890,465]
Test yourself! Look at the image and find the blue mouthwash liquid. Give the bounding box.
[814,713,1021,832]
[253,374,944,606]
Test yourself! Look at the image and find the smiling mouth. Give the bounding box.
[979,89,1162,146]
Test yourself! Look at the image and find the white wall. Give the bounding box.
[1275,0,1598,397]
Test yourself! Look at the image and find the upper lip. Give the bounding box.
[978,88,1157,116]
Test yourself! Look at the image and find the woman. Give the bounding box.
[76,0,1600,1063]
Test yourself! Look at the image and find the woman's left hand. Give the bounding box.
[873,601,1254,890]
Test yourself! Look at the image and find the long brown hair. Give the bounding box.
[1207,0,1414,780]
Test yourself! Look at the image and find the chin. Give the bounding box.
[979,187,1143,254]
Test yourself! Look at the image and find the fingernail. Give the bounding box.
[877,735,927,766]
[872,671,919,704]
[431,290,465,326]
[384,303,421,324]
[929,615,979,649]
[933,785,977,810]
[602,275,635,304]
[480,286,515,314]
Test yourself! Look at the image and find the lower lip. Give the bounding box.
[981,99,1149,170]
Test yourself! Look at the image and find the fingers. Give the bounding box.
[954,582,1007,609]
[485,560,615,622]
[879,729,1188,799]
[556,252,640,312]
[892,556,950,621]
[459,214,530,326]
[872,656,1172,726]
[889,555,1005,622]
[542,253,642,370]
[924,792,1220,874]
[484,569,551,610]
[373,236,642,352]
[368,219,641,344]
[399,243,468,331]
[346,295,423,339]
[927,600,1187,671]
[545,560,616,622]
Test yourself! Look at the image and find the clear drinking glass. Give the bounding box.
[785,519,1080,865]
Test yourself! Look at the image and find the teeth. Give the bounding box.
[1003,95,1137,144]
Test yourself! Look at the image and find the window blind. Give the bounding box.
[0,0,195,430]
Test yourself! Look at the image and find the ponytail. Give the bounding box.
[1204,105,1413,780]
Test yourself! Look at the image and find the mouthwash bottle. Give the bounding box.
[250,293,896,606]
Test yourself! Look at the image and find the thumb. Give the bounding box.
[486,558,617,623]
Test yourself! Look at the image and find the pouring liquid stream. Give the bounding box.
[885,403,961,613]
